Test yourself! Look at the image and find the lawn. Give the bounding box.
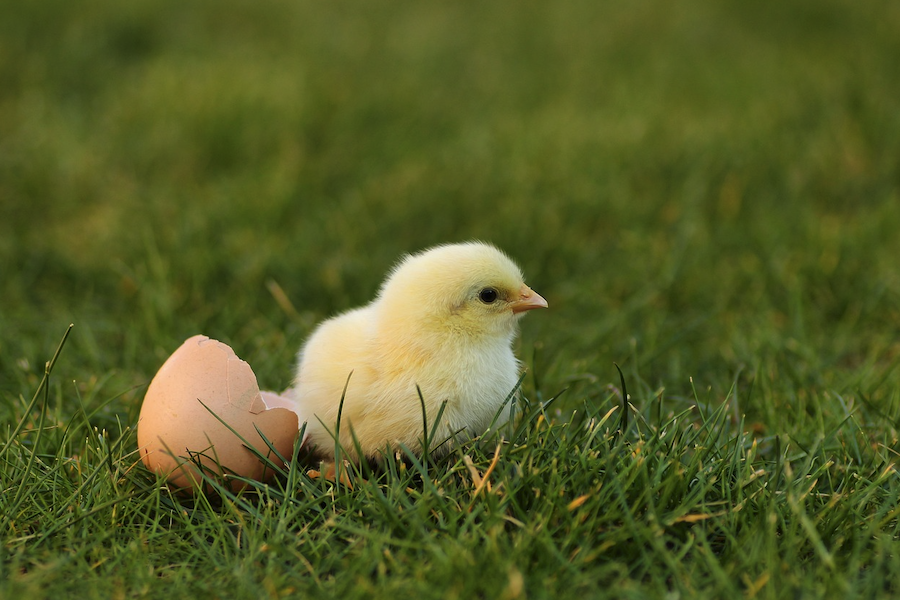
[2,0,900,598]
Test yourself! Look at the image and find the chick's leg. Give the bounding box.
[307,461,356,488]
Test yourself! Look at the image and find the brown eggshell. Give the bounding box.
[138,335,300,492]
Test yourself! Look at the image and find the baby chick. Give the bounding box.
[293,242,547,462]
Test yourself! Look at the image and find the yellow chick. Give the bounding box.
[293,242,547,462]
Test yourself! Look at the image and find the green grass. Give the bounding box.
[2,0,900,597]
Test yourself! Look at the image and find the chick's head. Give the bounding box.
[375,242,547,341]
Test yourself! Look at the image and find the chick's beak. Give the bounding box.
[510,285,549,313]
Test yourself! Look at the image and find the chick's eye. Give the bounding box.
[478,288,499,304]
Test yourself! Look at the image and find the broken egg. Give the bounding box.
[137,335,302,492]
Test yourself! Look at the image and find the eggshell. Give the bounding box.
[138,335,301,492]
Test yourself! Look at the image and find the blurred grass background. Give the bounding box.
[1,0,900,596]
[4,0,897,404]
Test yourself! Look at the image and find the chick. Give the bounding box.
[293,242,547,462]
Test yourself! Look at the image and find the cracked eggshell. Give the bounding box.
[137,335,300,492]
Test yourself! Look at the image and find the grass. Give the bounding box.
[2,0,900,597]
